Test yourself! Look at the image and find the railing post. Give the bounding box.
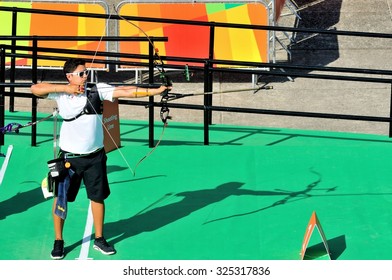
[148,39,155,148]
[31,37,38,146]
[389,82,392,138]
[206,24,215,126]
[203,60,212,145]
[0,47,5,147]
[9,9,17,112]
[202,24,216,146]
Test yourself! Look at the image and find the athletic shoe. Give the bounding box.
[51,240,65,260]
[93,237,116,255]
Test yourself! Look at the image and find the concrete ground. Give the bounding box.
[4,0,392,136]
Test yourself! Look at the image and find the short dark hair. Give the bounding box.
[63,58,86,77]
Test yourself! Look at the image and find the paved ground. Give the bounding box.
[4,0,392,136]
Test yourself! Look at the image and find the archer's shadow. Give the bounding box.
[0,185,46,220]
[103,181,290,245]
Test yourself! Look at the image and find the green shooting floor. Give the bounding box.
[1,111,392,260]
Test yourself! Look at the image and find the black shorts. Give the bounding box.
[56,148,110,202]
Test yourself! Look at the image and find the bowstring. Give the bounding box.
[83,9,137,176]
[86,6,167,177]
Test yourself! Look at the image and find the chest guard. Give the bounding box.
[84,83,103,115]
[63,83,103,122]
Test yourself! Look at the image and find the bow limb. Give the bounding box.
[94,8,170,176]
[113,4,172,87]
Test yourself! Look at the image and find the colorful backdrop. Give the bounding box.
[1,1,272,69]
[0,1,107,68]
[117,2,270,68]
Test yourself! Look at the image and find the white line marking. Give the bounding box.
[0,145,13,186]
[76,201,94,260]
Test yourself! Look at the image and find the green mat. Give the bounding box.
[1,111,392,260]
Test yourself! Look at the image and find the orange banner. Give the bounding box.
[117,2,270,68]
[0,1,108,68]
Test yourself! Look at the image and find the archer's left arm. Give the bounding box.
[112,85,171,99]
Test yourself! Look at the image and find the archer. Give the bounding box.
[30,58,171,260]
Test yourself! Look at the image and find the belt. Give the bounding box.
[62,147,103,158]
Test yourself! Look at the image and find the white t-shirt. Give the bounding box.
[47,83,114,154]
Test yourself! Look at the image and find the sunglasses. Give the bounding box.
[68,70,89,78]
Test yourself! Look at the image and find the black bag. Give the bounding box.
[47,157,67,178]
[46,157,69,194]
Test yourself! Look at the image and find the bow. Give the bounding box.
[158,64,197,124]
[157,65,173,125]
[63,6,174,177]
[101,8,271,175]
[113,5,179,175]
[160,83,272,102]
[113,5,175,123]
